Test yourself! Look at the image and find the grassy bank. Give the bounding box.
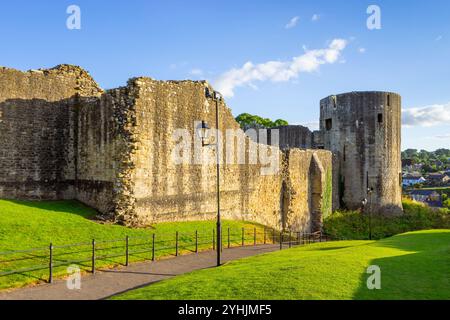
[0,200,265,290]
[112,230,450,300]
[323,199,449,240]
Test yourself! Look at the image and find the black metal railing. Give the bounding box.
[0,227,332,285]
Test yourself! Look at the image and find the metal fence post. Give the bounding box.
[91,239,96,274]
[280,231,283,250]
[254,228,257,246]
[227,227,230,249]
[176,231,179,256]
[320,231,322,242]
[49,243,53,284]
[152,234,155,261]
[264,228,266,245]
[195,230,198,253]
[290,231,293,248]
[213,228,215,250]
[125,236,129,266]
[220,225,223,252]
[272,229,275,244]
[242,227,245,246]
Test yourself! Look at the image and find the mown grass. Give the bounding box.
[112,230,450,300]
[0,200,267,290]
[323,199,449,240]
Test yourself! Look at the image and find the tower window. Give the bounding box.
[378,113,383,123]
[343,145,346,162]
[387,94,391,106]
[325,118,332,131]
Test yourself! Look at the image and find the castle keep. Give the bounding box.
[319,92,403,215]
[0,65,402,231]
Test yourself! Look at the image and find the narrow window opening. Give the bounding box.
[387,94,391,106]
[343,145,346,162]
[325,118,332,131]
[378,113,383,123]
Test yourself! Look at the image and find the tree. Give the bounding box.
[443,199,450,210]
[235,113,289,130]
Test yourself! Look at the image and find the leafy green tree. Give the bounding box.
[235,113,289,130]
[443,199,450,210]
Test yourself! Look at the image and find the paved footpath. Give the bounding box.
[0,244,280,300]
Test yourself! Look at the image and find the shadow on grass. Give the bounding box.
[4,199,98,219]
[353,231,450,300]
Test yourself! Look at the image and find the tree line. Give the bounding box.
[402,149,450,173]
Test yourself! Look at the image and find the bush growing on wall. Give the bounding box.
[323,198,449,240]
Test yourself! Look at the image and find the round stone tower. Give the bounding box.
[320,91,403,215]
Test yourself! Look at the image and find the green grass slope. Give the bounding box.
[113,230,450,300]
[0,200,265,290]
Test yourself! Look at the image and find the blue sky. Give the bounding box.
[0,0,449,150]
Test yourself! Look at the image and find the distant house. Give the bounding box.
[409,190,442,207]
[426,172,450,186]
[402,173,426,187]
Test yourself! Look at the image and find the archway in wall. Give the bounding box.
[309,155,324,233]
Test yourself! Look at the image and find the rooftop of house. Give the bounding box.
[409,190,440,196]
[427,172,447,179]
[403,173,424,179]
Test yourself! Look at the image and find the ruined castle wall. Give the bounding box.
[271,125,314,149]
[75,93,119,214]
[0,66,101,200]
[0,65,333,231]
[117,78,332,230]
[320,92,402,215]
[282,149,333,231]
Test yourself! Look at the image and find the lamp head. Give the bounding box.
[196,120,210,141]
[214,91,223,101]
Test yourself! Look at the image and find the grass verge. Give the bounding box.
[0,200,266,290]
[112,230,450,300]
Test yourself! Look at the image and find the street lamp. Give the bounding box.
[197,88,223,267]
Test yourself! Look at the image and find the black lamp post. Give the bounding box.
[197,89,222,267]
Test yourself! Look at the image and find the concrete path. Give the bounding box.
[0,244,280,300]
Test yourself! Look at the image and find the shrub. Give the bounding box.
[323,199,449,240]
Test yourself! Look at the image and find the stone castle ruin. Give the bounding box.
[0,65,402,231]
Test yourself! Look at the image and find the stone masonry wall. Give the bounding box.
[0,65,102,200]
[320,91,403,215]
[0,65,333,231]
[118,78,333,230]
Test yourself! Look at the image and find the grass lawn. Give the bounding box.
[0,200,266,290]
[113,230,450,300]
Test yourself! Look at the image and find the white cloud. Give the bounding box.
[436,35,443,41]
[434,133,450,139]
[311,14,320,22]
[358,47,366,53]
[403,102,450,127]
[285,16,300,29]
[302,121,320,131]
[214,38,348,98]
[189,68,203,76]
